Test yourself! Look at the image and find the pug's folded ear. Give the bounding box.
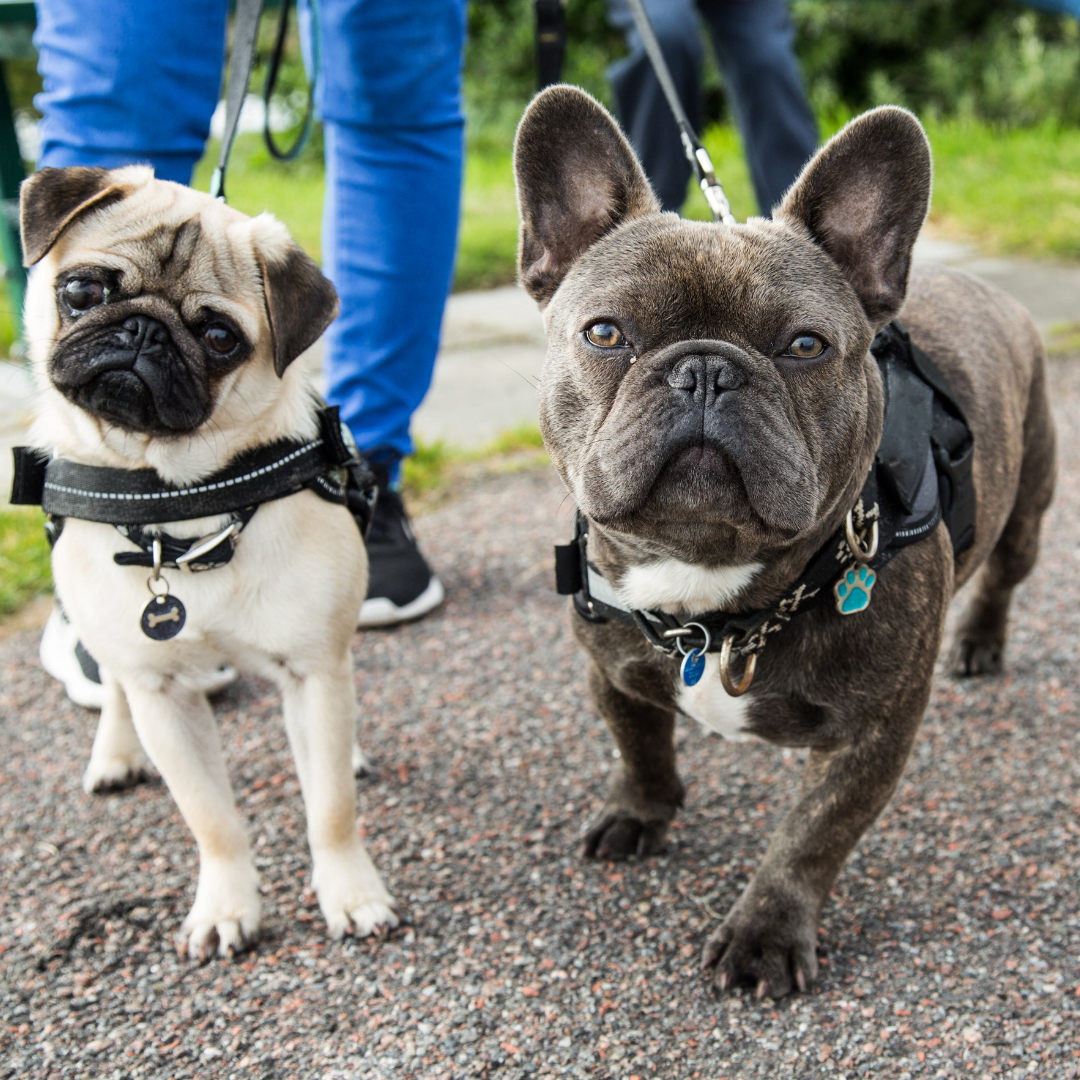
[20,166,137,266]
[776,106,932,329]
[252,215,340,378]
[514,86,659,307]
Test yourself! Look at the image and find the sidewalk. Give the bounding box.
[1,355,1078,1078]
[2,238,1078,500]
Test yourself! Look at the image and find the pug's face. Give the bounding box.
[513,89,931,566]
[21,166,337,441]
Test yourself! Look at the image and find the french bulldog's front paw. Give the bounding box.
[951,635,1003,677]
[82,748,152,794]
[312,847,398,940]
[702,891,818,999]
[582,811,670,861]
[177,863,261,961]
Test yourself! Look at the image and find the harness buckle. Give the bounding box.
[176,520,242,573]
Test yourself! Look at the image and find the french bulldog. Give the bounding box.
[513,87,1055,996]
[20,166,397,957]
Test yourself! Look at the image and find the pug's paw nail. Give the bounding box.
[796,966,808,994]
[755,978,771,1000]
[717,970,730,991]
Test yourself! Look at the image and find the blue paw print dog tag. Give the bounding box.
[834,565,875,615]
[681,648,706,687]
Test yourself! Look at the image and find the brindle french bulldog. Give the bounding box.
[513,87,1055,997]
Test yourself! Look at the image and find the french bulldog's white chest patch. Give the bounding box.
[676,654,757,742]
[615,559,762,614]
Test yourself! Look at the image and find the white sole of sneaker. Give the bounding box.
[39,606,105,710]
[357,576,445,628]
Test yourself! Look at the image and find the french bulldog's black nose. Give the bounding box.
[120,315,172,357]
[667,355,743,399]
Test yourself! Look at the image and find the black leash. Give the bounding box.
[535,0,567,91]
[263,0,318,162]
[624,0,735,224]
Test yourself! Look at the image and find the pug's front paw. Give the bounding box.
[582,810,671,860]
[312,845,398,940]
[702,887,819,999]
[177,860,261,961]
[82,748,153,793]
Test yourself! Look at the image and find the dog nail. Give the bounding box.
[796,967,807,993]
[717,971,729,991]
[755,979,769,1000]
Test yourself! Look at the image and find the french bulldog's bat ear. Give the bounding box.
[777,106,931,328]
[19,166,132,266]
[514,86,659,306]
[252,215,339,378]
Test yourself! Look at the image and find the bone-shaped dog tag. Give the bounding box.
[141,594,187,640]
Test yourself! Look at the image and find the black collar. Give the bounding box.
[553,320,975,663]
[10,405,377,571]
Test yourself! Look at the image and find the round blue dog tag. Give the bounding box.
[681,648,706,687]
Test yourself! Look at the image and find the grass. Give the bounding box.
[401,424,548,506]
[0,507,52,619]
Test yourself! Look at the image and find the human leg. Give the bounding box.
[33,0,227,183]
[317,0,466,624]
[700,0,817,214]
[605,0,704,212]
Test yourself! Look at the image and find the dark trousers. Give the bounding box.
[607,0,818,214]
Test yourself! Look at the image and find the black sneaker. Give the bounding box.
[358,468,444,628]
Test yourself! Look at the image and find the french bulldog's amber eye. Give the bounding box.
[63,279,105,312]
[585,322,628,348]
[203,324,238,355]
[786,334,825,359]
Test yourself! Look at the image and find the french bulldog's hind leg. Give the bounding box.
[953,367,1055,677]
[123,678,261,960]
[280,662,398,939]
[82,669,152,793]
[582,663,685,861]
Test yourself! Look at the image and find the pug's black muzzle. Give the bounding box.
[49,314,211,434]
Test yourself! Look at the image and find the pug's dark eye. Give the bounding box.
[585,322,628,348]
[63,279,106,312]
[785,334,826,359]
[203,324,238,356]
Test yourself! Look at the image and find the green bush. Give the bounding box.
[465,0,1080,147]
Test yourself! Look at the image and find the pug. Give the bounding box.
[18,166,397,957]
[513,88,1055,996]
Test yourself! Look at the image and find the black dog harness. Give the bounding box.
[553,321,976,693]
[10,405,377,640]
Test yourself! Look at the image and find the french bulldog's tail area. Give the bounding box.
[951,343,1056,677]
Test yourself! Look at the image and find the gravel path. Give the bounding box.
[2,360,1079,1080]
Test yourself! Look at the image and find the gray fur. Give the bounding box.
[514,87,1055,998]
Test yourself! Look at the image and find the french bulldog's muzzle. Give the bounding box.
[49,306,221,435]
[581,338,820,535]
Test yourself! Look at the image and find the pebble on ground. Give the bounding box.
[1,361,1079,1080]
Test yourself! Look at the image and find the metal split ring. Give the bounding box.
[844,510,879,564]
[671,621,711,658]
[719,634,757,697]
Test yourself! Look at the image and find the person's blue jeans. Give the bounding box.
[606,0,818,214]
[33,0,466,479]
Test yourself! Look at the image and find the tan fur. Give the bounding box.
[24,169,396,958]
